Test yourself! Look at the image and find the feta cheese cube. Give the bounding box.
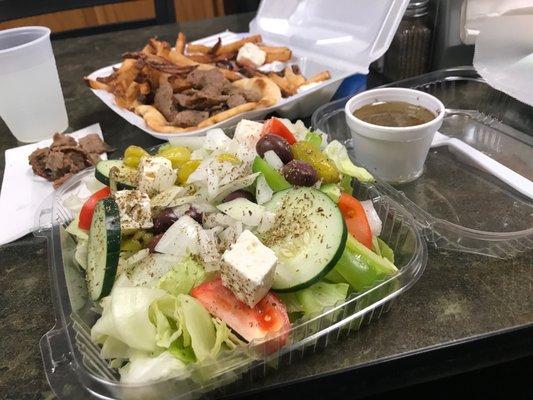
[236,43,266,68]
[233,119,264,162]
[137,156,177,196]
[114,190,153,232]
[221,230,277,307]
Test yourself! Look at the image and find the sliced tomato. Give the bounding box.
[261,118,297,145]
[191,278,290,353]
[78,187,111,230]
[338,193,373,249]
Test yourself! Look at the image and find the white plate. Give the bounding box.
[86,31,353,140]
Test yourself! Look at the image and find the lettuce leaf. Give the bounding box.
[324,140,374,183]
[119,351,188,383]
[157,256,205,296]
[178,294,216,362]
[168,336,196,364]
[295,281,349,315]
[91,285,168,352]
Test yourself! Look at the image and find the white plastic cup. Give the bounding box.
[345,88,445,184]
[0,27,68,143]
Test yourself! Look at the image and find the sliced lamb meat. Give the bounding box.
[52,173,74,189]
[86,153,102,165]
[50,133,77,149]
[174,88,228,110]
[28,147,51,180]
[61,147,92,173]
[154,79,177,121]
[28,133,112,187]
[78,134,114,155]
[241,87,261,102]
[45,150,65,173]
[172,110,209,127]
[187,68,230,91]
[226,93,247,108]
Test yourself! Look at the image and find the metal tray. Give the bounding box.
[36,148,426,399]
[312,67,533,258]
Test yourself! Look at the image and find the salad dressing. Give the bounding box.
[354,101,435,127]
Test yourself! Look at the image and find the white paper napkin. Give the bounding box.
[0,123,105,246]
[473,15,533,107]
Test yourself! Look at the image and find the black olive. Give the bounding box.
[147,233,164,253]
[282,160,318,187]
[223,189,255,203]
[185,206,203,224]
[152,207,180,234]
[255,134,293,164]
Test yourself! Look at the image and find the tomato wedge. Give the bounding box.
[78,187,111,230]
[191,278,290,353]
[337,193,373,249]
[261,118,297,145]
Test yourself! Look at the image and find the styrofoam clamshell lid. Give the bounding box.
[250,0,409,73]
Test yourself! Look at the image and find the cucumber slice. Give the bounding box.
[87,198,121,300]
[262,187,347,292]
[95,160,137,190]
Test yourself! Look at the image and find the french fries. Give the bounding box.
[175,32,186,54]
[85,31,331,132]
[259,45,292,63]
[186,34,262,55]
[306,70,331,84]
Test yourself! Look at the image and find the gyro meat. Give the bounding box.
[28,133,112,188]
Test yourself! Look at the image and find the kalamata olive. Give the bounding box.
[153,207,180,234]
[185,206,203,224]
[223,189,255,203]
[282,160,318,187]
[256,134,293,164]
[147,233,164,253]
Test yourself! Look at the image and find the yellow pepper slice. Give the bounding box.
[123,145,149,168]
[158,145,191,169]
[176,159,201,185]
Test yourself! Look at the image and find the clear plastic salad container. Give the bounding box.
[36,147,427,399]
[312,66,533,258]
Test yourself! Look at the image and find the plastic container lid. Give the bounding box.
[250,0,409,73]
[312,67,533,259]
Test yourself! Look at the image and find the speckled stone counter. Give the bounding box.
[0,13,531,400]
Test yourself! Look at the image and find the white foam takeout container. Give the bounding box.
[86,0,408,140]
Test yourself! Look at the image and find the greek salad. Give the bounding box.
[65,117,398,384]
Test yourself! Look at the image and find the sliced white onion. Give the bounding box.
[255,175,273,205]
[217,198,265,227]
[361,200,382,237]
[211,172,260,202]
[155,216,200,257]
[204,128,232,152]
[263,150,284,170]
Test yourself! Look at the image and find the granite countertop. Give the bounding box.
[0,13,532,400]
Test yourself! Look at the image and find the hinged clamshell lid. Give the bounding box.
[250,0,409,73]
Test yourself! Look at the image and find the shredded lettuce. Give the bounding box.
[91,285,168,352]
[151,300,182,349]
[376,237,395,264]
[74,239,88,270]
[119,351,189,384]
[324,140,374,183]
[178,294,217,362]
[157,256,205,296]
[93,281,243,383]
[295,281,349,315]
[66,217,88,241]
[277,281,349,318]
